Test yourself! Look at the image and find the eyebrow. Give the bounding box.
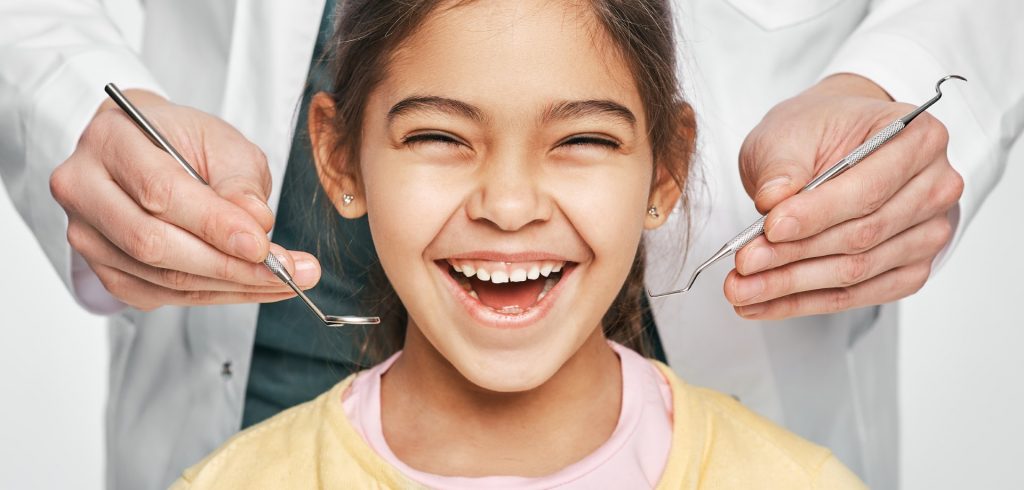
[386,96,637,130]
[543,99,637,128]
[387,96,485,123]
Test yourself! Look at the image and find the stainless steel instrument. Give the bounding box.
[647,75,966,298]
[104,83,380,327]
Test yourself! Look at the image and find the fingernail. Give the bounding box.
[757,176,791,200]
[737,303,766,318]
[743,246,773,274]
[246,194,273,214]
[768,217,800,242]
[294,258,318,285]
[229,232,262,261]
[734,276,765,303]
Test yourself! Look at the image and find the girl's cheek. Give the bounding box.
[548,164,650,253]
[362,156,468,251]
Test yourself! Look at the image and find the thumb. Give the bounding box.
[738,137,816,215]
[204,131,276,233]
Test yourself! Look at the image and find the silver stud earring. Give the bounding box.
[647,205,660,219]
[342,194,355,206]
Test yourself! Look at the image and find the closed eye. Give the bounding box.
[402,131,467,148]
[558,134,621,150]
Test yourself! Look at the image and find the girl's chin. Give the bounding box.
[449,348,565,393]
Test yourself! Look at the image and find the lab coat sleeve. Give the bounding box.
[0,0,165,313]
[820,0,1024,272]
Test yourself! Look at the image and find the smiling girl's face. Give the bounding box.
[313,0,680,392]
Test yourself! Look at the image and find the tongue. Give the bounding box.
[469,276,547,311]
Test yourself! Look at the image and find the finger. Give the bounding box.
[71,172,319,286]
[726,214,951,307]
[762,114,948,243]
[732,260,933,320]
[739,130,819,214]
[101,115,271,262]
[202,123,275,232]
[89,263,300,310]
[68,219,319,292]
[736,157,962,275]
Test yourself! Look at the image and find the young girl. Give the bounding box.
[173,0,864,487]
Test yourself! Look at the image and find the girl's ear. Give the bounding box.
[645,102,696,230]
[644,165,682,230]
[309,91,367,219]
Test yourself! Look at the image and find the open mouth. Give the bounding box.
[441,259,571,315]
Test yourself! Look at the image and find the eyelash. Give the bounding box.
[402,132,464,147]
[402,132,621,150]
[559,135,621,150]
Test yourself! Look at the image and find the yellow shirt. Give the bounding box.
[172,362,865,489]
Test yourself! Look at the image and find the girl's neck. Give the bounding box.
[380,326,622,477]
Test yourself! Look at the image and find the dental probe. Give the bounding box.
[647,75,966,298]
[104,83,380,327]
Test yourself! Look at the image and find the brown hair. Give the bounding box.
[314,0,696,363]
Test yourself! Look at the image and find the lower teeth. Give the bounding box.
[452,268,560,314]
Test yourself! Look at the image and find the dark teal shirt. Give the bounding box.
[241,0,378,427]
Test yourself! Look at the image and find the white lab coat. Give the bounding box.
[0,0,1020,489]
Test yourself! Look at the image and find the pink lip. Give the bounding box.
[435,260,576,329]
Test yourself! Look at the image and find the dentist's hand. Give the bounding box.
[725,74,963,320]
[50,90,321,310]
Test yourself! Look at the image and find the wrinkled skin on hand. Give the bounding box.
[50,90,321,310]
[725,74,964,320]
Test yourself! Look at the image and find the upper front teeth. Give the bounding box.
[449,259,566,285]
[527,266,540,280]
[490,271,509,283]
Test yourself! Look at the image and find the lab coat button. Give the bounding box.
[221,361,233,377]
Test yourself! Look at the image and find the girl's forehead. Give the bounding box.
[381,0,643,120]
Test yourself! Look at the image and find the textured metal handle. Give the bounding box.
[263,253,293,283]
[726,215,767,252]
[803,119,906,192]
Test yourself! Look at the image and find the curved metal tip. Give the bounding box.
[646,286,688,298]
[325,315,381,326]
[645,265,703,298]
[900,74,967,125]
[935,74,967,96]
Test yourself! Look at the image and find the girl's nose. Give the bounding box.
[466,153,553,231]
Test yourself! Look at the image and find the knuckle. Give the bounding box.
[827,287,854,313]
[929,218,955,251]
[900,263,932,296]
[848,219,884,253]
[858,173,889,216]
[95,267,127,298]
[184,289,216,305]
[198,209,223,244]
[216,253,238,282]
[920,114,950,151]
[66,221,89,253]
[49,165,74,204]
[250,147,272,192]
[137,172,174,216]
[838,253,872,286]
[770,267,794,297]
[125,225,166,265]
[160,268,196,291]
[937,168,966,207]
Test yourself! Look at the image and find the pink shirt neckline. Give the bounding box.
[341,341,674,489]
